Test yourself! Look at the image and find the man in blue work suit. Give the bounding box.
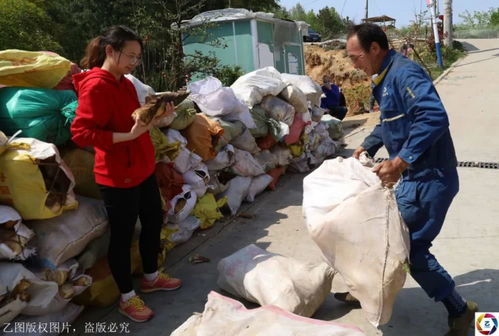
[341,23,478,336]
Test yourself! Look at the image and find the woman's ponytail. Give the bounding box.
[80,36,106,69]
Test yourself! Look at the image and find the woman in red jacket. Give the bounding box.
[71,25,181,323]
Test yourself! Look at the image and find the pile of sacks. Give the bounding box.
[0,48,341,324]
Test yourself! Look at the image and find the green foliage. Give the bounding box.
[0,0,62,52]
[316,7,346,39]
[457,7,499,29]
[490,8,499,27]
[212,65,244,86]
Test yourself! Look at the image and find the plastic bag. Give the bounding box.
[321,114,344,140]
[270,145,293,167]
[169,216,200,243]
[169,99,197,130]
[284,113,307,145]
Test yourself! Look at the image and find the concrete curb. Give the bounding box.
[433,54,467,85]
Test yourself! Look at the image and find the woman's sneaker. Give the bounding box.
[119,295,154,323]
[140,273,182,293]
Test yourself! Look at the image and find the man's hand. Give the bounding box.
[372,157,409,187]
[352,146,366,159]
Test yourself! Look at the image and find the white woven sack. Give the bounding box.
[171,291,366,336]
[281,73,323,107]
[28,196,108,268]
[217,244,334,317]
[0,263,58,317]
[218,176,252,215]
[245,174,272,202]
[279,84,308,114]
[231,67,286,107]
[303,157,410,327]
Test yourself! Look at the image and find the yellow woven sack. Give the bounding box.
[193,193,227,230]
[0,137,77,220]
[0,50,71,89]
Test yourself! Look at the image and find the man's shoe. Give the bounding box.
[118,295,154,323]
[334,292,361,307]
[140,272,182,293]
[445,301,478,336]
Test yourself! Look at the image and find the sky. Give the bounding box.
[278,0,499,27]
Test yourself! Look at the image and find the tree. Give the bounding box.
[316,7,345,39]
[490,8,499,27]
[0,0,62,52]
[289,3,308,22]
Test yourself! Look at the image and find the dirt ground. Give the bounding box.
[304,45,372,116]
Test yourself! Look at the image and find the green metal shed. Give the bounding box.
[182,8,309,76]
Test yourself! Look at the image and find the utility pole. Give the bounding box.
[365,0,369,20]
[427,0,444,68]
[443,0,453,46]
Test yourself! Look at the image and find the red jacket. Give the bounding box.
[71,68,155,188]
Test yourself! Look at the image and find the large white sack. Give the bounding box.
[303,157,410,327]
[217,244,334,317]
[125,74,155,106]
[281,73,323,107]
[231,67,286,107]
[279,84,308,114]
[231,148,265,177]
[245,174,272,202]
[261,95,295,126]
[0,263,58,318]
[218,176,252,215]
[28,196,108,268]
[188,76,255,129]
[171,291,366,336]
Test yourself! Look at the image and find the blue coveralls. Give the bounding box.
[362,50,459,302]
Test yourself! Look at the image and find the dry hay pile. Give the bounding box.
[304,45,372,116]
